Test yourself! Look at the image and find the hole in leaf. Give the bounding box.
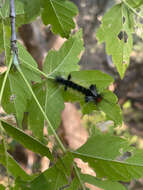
[118,31,128,43]
[123,61,127,65]
[117,151,132,161]
[10,94,16,102]
[123,31,128,43]
[123,16,125,24]
[118,31,123,40]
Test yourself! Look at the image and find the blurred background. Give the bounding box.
[1,0,143,189]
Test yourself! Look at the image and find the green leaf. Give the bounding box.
[1,120,53,161]
[0,184,5,190]
[126,0,143,8]
[75,134,129,160]
[18,0,41,21]
[0,43,41,126]
[62,70,113,104]
[28,84,45,140]
[0,21,11,61]
[41,0,78,38]
[28,80,64,136]
[13,177,31,190]
[18,42,41,83]
[70,70,114,91]
[0,0,40,26]
[98,95,123,126]
[29,153,73,190]
[80,175,126,190]
[45,80,64,133]
[0,71,31,126]
[43,30,84,77]
[0,140,32,181]
[57,70,121,126]
[72,134,143,182]
[66,178,80,190]
[96,3,134,78]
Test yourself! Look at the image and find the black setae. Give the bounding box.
[55,74,102,104]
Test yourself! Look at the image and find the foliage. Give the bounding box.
[0,0,143,189]
[97,0,143,78]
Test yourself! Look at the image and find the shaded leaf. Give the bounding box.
[29,153,73,190]
[81,174,126,190]
[19,0,41,21]
[72,134,143,181]
[0,71,31,126]
[0,43,41,126]
[0,0,40,25]
[28,83,45,140]
[66,178,81,190]
[98,97,122,126]
[45,80,64,133]
[41,0,78,38]
[1,121,53,161]
[18,42,41,83]
[0,184,5,190]
[0,140,32,181]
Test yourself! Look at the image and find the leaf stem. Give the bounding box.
[122,0,143,19]
[0,56,13,104]
[17,66,66,153]
[19,58,54,79]
[73,162,86,190]
[0,56,13,188]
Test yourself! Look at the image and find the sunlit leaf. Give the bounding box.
[96,3,134,78]
[41,0,78,38]
[43,30,83,77]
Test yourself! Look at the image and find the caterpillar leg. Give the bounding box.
[64,86,68,91]
[85,95,94,103]
[67,74,71,81]
[89,85,98,96]
[64,74,72,91]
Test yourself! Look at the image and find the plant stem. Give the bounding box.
[123,0,143,19]
[10,0,18,54]
[19,58,54,79]
[0,56,13,188]
[73,162,86,190]
[17,66,66,153]
[0,56,13,103]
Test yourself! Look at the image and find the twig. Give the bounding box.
[10,0,18,56]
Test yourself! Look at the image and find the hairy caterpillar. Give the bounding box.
[55,74,102,104]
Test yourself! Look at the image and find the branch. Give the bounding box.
[10,0,17,55]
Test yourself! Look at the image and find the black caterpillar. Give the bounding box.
[55,74,102,104]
